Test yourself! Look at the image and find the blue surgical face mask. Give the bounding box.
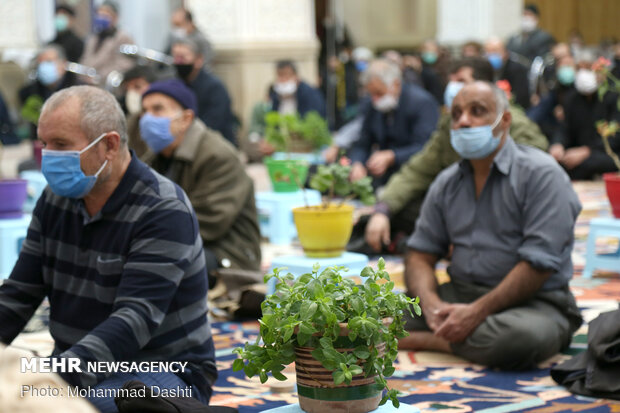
[355,60,368,72]
[556,66,575,86]
[37,61,60,86]
[139,112,182,154]
[93,15,111,33]
[41,132,109,198]
[443,81,464,108]
[422,51,438,65]
[487,53,503,70]
[450,111,504,160]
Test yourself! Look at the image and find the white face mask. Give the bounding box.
[171,27,187,38]
[521,15,537,32]
[373,93,398,113]
[574,69,598,95]
[125,90,142,115]
[274,80,297,96]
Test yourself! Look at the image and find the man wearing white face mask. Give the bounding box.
[121,65,157,158]
[506,4,554,64]
[269,60,326,117]
[348,58,439,186]
[550,58,620,179]
[400,81,582,370]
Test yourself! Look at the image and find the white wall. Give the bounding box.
[437,0,522,45]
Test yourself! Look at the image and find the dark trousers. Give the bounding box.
[405,278,583,370]
[566,150,619,180]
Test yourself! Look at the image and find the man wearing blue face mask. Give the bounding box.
[19,45,81,140]
[139,79,261,289]
[0,86,217,411]
[356,58,547,256]
[348,58,439,186]
[484,37,531,110]
[79,0,134,83]
[399,81,582,370]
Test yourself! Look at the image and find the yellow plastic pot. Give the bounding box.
[292,204,354,258]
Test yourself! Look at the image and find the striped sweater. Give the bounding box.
[0,154,217,397]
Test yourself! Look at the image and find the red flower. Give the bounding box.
[593,57,612,73]
[495,80,512,101]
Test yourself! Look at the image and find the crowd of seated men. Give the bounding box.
[0,1,619,411]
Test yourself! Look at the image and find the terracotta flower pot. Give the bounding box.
[603,172,620,218]
[294,321,389,413]
[292,204,354,258]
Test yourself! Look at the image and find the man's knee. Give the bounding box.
[452,316,563,370]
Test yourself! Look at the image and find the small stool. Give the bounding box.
[272,151,325,165]
[267,252,369,295]
[0,215,31,279]
[583,217,620,278]
[20,170,47,213]
[260,402,419,412]
[256,190,321,245]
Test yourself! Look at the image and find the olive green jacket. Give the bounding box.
[142,119,261,271]
[380,105,549,214]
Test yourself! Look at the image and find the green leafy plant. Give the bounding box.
[264,111,332,153]
[232,258,421,407]
[307,156,376,208]
[594,57,620,171]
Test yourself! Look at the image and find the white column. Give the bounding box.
[0,0,38,50]
[186,0,320,141]
[437,0,523,45]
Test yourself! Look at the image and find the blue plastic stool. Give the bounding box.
[261,402,419,412]
[272,151,325,165]
[20,170,47,213]
[583,217,620,278]
[0,215,31,279]
[267,252,369,295]
[256,190,322,245]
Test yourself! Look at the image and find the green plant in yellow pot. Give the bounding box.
[293,157,375,258]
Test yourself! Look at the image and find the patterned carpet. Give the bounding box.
[10,182,620,412]
[209,181,620,413]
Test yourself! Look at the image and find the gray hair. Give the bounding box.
[37,44,67,62]
[171,37,201,57]
[41,85,128,146]
[360,58,402,87]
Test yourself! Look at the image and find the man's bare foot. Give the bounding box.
[398,331,452,353]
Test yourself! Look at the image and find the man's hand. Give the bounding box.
[560,146,590,169]
[365,213,390,252]
[350,161,368,181]
[422,301,451,332]
[258,139,275,156]
[366,150,395,177]
[434,303,486,343]
[549,143,565,161]
[323,145,340,164]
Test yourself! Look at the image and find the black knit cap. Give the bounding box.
[142,78,198,113]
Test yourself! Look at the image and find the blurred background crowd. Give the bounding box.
[0,0,619,180]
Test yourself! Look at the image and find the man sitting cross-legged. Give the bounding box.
[400,81,583,370]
